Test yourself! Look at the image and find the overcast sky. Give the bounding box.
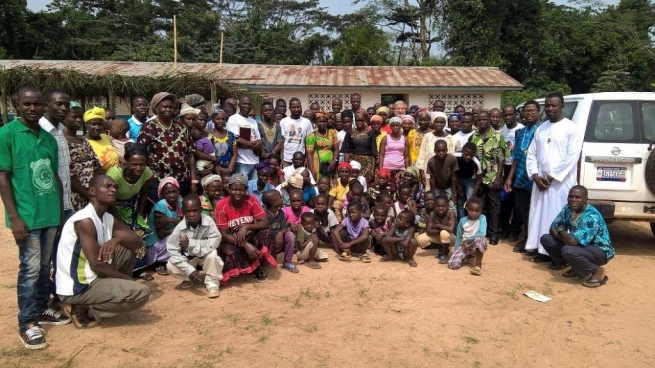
[28,0,616,13]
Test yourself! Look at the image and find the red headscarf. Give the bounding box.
[377,168,391,178]
[338,162,353,172]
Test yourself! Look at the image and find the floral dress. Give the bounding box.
[208,130,236,170]
[68,139,102,211]
[305,129,338,179]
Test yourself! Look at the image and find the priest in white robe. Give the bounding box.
[525,93,584,257]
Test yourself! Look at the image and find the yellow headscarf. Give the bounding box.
[83,107,106,123]
[376,106,390,115]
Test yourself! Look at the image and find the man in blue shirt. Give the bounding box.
[504,100,540,253]
[540,185,615,288]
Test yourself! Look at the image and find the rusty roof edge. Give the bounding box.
[244,84,524,90]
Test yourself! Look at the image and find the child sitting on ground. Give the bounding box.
[350,160,368,191]
[346,182,371,220]
[416,191,437,233]
[295,212,326,269]
[311,194,339,249]
[108,119,131,162]
[190,127,216,174]
[370,204,392,255]
[378,193,396,224]
[448,197,488,276]
[331,202,371,263]
[418,194,456,264]
[381,210,418,267]
[317,176,331,196]
[262,190,299,274]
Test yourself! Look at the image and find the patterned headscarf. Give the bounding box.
[376,106,390,115]
[448,113,461,122]
[179,103,200,117]
[201,174,222,189]
[157,177,180,199]
[401,115,415,124]
[280,167,305,190]
[388,117,402,125]
[404,166,420,180]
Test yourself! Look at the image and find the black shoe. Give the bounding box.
[513,245,527,253]
[507,234,520,243]
[19,324,47,350]
[500,230,510,239]
[37,307,72,326]
[254,270,268,283]
[489,237,499,245]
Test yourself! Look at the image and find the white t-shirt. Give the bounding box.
[226,114,261,165]
[280,116,313,162]
[337,130,347,162]
[452,130,474,156]
[500,123,524,165]
[56,204,115,296]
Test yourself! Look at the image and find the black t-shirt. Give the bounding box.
[342,130,377,156]
[457,156,480,179]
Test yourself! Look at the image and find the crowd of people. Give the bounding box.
[0,87,616,350]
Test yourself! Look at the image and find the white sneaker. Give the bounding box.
[207,288,220,299]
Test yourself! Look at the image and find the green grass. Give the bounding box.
[464,336,479,345]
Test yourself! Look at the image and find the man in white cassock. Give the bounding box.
[525,92,584,260]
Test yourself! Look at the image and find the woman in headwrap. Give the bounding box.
[407,108,433,166]
[145,177,181,276]
[367,168,397,202]
[276,167,305,207]
[306,112,339,180]
[106,143,157,279]
[342,110,377,183]
[378,117,409,181]
[416,111,455,190]
[401,114,415,136]
[137,92,197,213]
[63,102,102,211]
[216,174,275,283]
[402,165,426,208]
[199,174,224,218]
[208,106,237,177]
[266,156,284,187]
[448,113,461,135]
[328,162,353,222]
[376,106,392,134]
[370,114,387,161]
[84,107,120,170]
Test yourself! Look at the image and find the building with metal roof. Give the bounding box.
[0,60,522,113]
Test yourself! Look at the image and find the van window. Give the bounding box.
[586,102,635,142]
[535,101,578,122]
[642,102,655,141]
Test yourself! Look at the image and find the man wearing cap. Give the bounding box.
[226,96,262,180]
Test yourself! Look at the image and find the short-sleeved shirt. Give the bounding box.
[511,124,538,190]
[226,114,260,165]
[127,115,146,141]
[280,116,313,162]
[106,166,154,200]
[258,121,283,155]
[551,204,615,260]
[39,117,71,211]
[342,130,377,156]
[342,217,369,239]
[195,137,215,155]
[247,179,274,204]
[427,154,459,190]
[500,123,524,165]
[457,156,482,180]
[137,119,195,181]
[267,209,287,236]
[470,129,507,186]
[302,185,317,205]
[311,208,339,235]
[0,120,61,229]
[215,195,266,233]
[329,180,349,202]
[88,134,120,171]
[282,206,311,225]
[147,198,183,245]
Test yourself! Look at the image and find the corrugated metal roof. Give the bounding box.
[0,60,523,90]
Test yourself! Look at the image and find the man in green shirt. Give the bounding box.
[470,110,507,245]
[0,86,70,350]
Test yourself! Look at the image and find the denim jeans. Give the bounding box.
[235,162,257,180]
[540,234,608,279]
[457,178,477,219]
[17,227,57,328]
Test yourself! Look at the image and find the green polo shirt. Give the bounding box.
[0,120,61,229]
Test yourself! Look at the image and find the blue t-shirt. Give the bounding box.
[128,115,146,142]
[247,179,274,204]
[302,185,317,205]
[551,204,615,260]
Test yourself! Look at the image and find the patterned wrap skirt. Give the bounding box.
[219,229,278,284]
[448,237,488,270]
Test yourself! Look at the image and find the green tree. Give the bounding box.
[0,0,29,58]
[331,18,392,66]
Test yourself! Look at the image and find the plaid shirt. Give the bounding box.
[511,125,538,191]
[470,129,506,187]
[39,117,71,210]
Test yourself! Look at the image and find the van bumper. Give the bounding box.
[589,200,655,222]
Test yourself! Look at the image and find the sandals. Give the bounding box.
[254,269,268,283]
[513,245,527,253]
[359,254,371,263]
[379,255,392,262]
[562,269,577,278]
[582,275,608,288]
[338,252,352,262]
[470,266,482,276]
[283,262,300,274]
[528,254,552,263]
[62,304,100,329]
[437,253,448,264]
[306,261,322,269]
[137,271,154,281]
[407,258,417,267]
[155,265,169,276]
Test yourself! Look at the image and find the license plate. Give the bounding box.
[596,166,626,182]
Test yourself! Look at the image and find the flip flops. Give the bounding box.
[582,275,608,288]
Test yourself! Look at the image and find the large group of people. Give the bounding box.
[0,87,616,351]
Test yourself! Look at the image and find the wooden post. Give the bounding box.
[0,83,7,125]
[210,83,217,107]
[173,15,178,71]
[219,31,224,72]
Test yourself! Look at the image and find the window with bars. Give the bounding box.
[307,93,352,111]
[428,93,485,112]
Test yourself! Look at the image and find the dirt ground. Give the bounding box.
[1,202,655,368]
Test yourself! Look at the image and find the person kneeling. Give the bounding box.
[540,185,614,288]
[448,197,488,276]
[167,195,224,298]
[56,175,151,329]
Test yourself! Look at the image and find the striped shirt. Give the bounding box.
[56,204,115,296]
[39,117,71,210]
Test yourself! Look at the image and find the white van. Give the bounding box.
[517,92,655,237]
